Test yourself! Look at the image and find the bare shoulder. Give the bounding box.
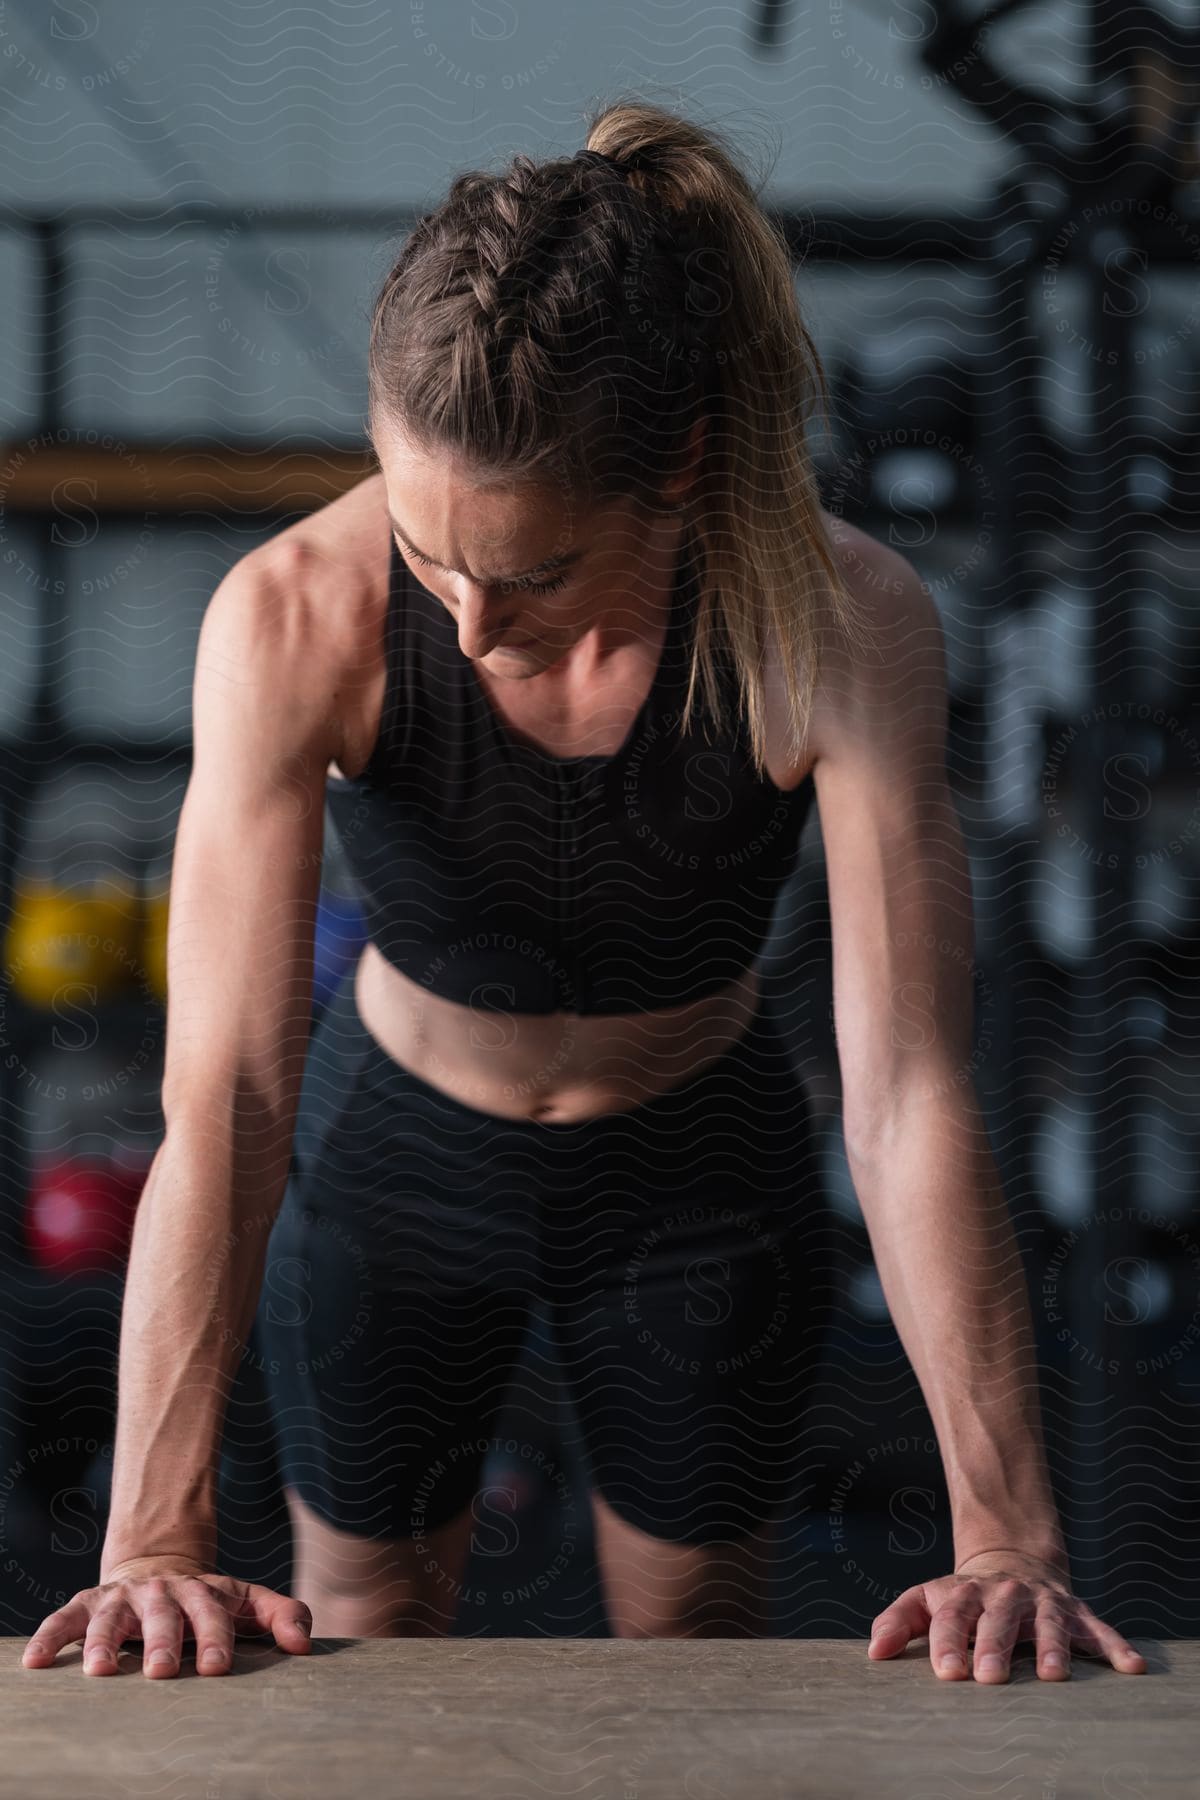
[237,468,391,655]
[208,471,393,771]
[806,510,947,771]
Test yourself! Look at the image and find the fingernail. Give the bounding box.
[199,1648,227,1670]
[295,1619,311,1636]
[940,1655,966,1673]
[26,1641,47,1657]
[85,1647,114,1667]
[977,1654,1004,1676]
[148,1650,174,1672]
[1043,1652,1066,1671]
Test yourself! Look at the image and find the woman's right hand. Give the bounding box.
[21,1555,313,1677]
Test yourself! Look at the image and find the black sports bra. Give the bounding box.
[324,532,816,1015]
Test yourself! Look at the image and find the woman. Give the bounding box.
[24,100,1143,1681]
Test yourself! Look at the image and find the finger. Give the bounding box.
[82,1601,139,1677]
[132,1582,186,1679]
[1033,1593,1073,1681]
[928,1581,987,1680]
[972,1579,1031,1683]
[868,1588,930,1660]
[175,1578,237,1676]
[234,1583,313,1654]
[22,1597,96,1667]
[1068,1605,1148,1674]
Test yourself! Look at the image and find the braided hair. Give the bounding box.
[367,98,875,777]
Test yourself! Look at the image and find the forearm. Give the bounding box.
[101,1106,290,1577]
[848,1095,1067,1571]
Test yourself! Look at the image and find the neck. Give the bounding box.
[570,513,690,675]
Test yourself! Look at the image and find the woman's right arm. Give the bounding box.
[24,543,340,1673]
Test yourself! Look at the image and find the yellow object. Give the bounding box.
[4,878,142,1009]
[142,878,170,1002]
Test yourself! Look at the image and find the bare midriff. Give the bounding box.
[352,939,763,1124]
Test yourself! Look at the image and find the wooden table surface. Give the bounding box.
[3,1636,1192,1799]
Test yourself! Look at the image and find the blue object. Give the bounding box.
[312,890,366,1009]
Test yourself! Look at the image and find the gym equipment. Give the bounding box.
[0,445,374,513]
[0,521,42,740]
[24,1152,148,1277]
[1025,836,1099,967]
[4,764,190,1008]
[1030,1102,1095,1227]
[312,817,367,1010]
[4,874,142,1009]
[312,889,367,1012]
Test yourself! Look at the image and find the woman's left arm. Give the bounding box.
[807,540,1146,1683]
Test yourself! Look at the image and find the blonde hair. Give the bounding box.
[368,96,877,775]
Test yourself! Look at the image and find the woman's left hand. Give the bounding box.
[866,1549,1149,1682]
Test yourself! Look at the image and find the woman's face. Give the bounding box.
[373,418,690,680]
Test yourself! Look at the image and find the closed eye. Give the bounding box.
[404,545,569,596]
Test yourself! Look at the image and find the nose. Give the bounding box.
[451,578,517,658]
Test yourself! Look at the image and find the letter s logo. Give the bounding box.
[264,248,312,320]
[471,1484,521,1559]
[471,1,518,43]
[51,1,100,41]
[264,1254,314,1329]
[887,1485,938,1558]
[684,1257,732,1327]
[683,750,733,824]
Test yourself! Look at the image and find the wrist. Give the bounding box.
[954,1540,1071,1579]
[101,1551,211,1583]
[951,1495,1067,1573]
[101,1529,217,1583]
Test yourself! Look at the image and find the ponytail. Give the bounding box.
[368,96,879,776]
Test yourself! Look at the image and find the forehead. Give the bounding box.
[375,415,560,494]
[374,423,624,580]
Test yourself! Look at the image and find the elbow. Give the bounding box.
[842,1116,887,1183]
[842,1073,985,1179]
[159,1069,296,1179]
[840,1079,902,1176]
[841,1072,993,1188]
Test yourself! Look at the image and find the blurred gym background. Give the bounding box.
[1,1,1198,1643]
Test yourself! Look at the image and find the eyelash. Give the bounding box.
[404,546,568,596]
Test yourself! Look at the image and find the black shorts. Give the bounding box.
[257,966,833,1547]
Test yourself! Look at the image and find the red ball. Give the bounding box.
[25,1157,145,1276]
